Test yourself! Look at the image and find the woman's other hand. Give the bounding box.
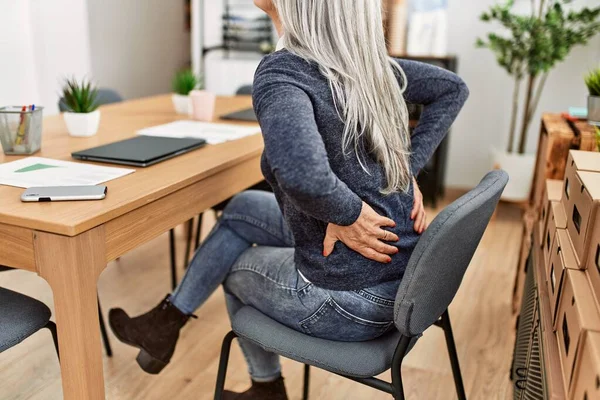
[411,177,427,234]
[323,202,399,263]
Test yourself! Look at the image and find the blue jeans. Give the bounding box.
[171,190,400,382]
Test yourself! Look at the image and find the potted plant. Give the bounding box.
[172,69,200,115]
[477,0,600,201]
[585,67,600,126]
[61,78,101,137]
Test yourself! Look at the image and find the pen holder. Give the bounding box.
[0,106,44,155]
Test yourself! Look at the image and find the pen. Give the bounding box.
[15,106,27,145]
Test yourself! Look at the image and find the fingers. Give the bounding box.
[377,229,399,243]
[358,247,392,264]
[414,207,427,234]
[368,238,399,255]
[323,230,337,257]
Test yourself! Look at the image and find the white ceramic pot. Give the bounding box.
[172,94,192,115]
[492,149,536,202]
[190,90,216,122]
[588,95,600,126]
[64,110,101,137]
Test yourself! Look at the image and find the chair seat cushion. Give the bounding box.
[0,287,51,352]
[231,306,402,378]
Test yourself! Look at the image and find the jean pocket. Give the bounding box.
[299,297,394,342]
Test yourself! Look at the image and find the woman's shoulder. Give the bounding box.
[256,50,316,80]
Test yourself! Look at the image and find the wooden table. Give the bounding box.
[0,95,264,399]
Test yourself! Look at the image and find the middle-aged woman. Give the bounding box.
[109,0,469,398]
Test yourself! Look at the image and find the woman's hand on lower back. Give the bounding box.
[323,202,399,263]
[411,177,427,234]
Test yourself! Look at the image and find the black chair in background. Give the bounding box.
[0,266,60,361]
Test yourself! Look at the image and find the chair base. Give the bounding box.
[213,310,466,400]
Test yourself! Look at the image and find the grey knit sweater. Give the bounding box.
[253,50,469,291]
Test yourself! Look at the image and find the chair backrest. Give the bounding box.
[394,170,508,337]
[58,88,123,112]
[236,85,253,96]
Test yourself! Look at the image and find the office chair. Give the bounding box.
[236,85,253,95]
[0,266,112,358]
[0,285,59,361]
[214,170,508,400]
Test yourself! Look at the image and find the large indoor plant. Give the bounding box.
[585,67,600,126]
[61,78,101,137]
[477,0,600,201]
[172,69,201,115]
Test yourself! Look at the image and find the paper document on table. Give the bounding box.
[137,121,260,145]
[0,157,135,189]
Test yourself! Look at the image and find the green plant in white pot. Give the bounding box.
[172,69,201,115]
[477,0,600,201]
[61,78,101,137]
[585,67,600,126]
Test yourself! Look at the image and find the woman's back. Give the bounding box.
[253,49,469,290]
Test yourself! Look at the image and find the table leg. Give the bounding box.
[35,226,107,400]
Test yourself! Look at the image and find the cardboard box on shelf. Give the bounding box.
[569,330,600,400]
[555,269,600,391]
[548,229,580,326]
[539,179,564,245]
[586,229,600,311]
[563,170,600,267]
[543,201,567,267]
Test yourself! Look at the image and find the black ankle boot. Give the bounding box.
[108,295,195,374]
[222,377,289,400]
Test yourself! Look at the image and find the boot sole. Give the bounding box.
[109,315,168,375]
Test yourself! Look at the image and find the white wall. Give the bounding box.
[446,0,600,188]
[86,0,191,100]
[0,0,92,115]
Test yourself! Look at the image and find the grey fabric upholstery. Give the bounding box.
[231,306,403,378]
[0,287,52,352]
[394,170,508,336]
[236,85,253,95]
[58,88,124,112]
[230,170,507,379]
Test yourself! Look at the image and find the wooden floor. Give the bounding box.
[0,198,522,400]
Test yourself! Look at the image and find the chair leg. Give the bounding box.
[194,213,203,251]
[214,331,238,400]
[184,218,194,268]
[303,364,310,400]
[440,310,467,400]
[45,321,59,360]
[169,228,177,290]
[391,335,412,400]
[97,298,113,357]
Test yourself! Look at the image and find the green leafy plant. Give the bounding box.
[61,77,99,113]
[476,0,600,154]
[172,69,202,95]
[596,126,600,151]
[585,67,600,96]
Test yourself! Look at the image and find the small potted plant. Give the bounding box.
[585,67,600,126]
[172,69,200,115]
[61,78,101,137]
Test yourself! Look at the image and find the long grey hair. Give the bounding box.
[272,0,411,194]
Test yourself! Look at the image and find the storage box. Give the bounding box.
[586,224,600,310]
[569,330,600,400]
[563,171,600,267]
[555,269,600,391]
[539,179,564,245]
[548,229,580,326]
[543,201,567,267]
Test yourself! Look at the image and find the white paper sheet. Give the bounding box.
[137,121,260,145]
[0,157,135,189]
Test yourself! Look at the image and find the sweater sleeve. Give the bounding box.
[395,59,470,176]
[253,62,362,226]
